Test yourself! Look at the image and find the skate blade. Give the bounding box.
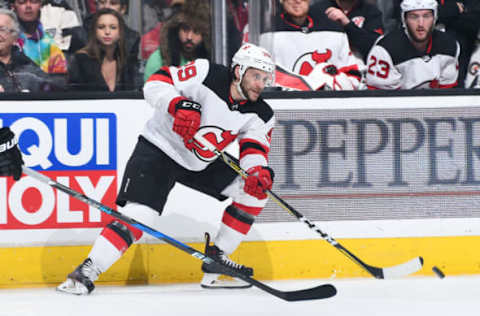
[200,273,252,289]
[56,278,90,295]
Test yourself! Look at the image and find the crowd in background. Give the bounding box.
[0,0,478,93]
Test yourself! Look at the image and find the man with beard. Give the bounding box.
[57,43,277,295]
[143,0,210,81]
[366,0,459,89]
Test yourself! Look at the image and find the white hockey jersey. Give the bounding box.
[465,31,480,89]
[366,29,460,90]
[142,59,275,172]
[245,12,362,90]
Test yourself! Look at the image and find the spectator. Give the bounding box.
[226,0,248,60]
[140,0,184,60]
[67,8,138,91]
[84,0,140,73]
[366,0,459,89]
[40,0,88,61]
[0,8,56,92]
[245,0,363,90]
[392,0,480,87]
[143,0,210,81]
[10,0,68,75]
[313,0,384,63]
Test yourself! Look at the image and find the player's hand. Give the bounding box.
[172,99,202,150]
[243,166,274,199]
[325,7,350,26]
[0,127,24,181]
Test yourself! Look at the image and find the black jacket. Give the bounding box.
[0,47,58,92]
[311,0,384,60]
[67,52,138,91]
[83,14,140,64]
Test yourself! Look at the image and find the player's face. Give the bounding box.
[178,24,203,53]
[240,68,272,102]
[283,0,310,19]
[405,9,435,43]
[0,15,17,53]
[96,14,121,47]
[12,0,42,23]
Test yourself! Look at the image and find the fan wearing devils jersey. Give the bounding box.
[57,43,276,295]
[244,0,363,90]
[366,0,459,90]
[313,0,384,62]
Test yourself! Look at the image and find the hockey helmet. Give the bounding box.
[231,43,275,86]
[400,0,438,27]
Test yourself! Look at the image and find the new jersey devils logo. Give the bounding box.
[351,16,365,28]
[293,49,332,75]
[192,126,237,162]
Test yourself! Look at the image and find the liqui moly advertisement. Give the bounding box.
[0,113,117,229]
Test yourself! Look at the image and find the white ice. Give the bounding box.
[0,276,478,316]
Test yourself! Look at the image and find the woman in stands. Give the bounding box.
[68,8,138,91]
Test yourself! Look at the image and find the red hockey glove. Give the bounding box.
[172,99,202,150]
[0,127,24,181]
[243,166,274,200]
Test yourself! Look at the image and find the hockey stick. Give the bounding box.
[22,166,336,301]
[193,134,424,279]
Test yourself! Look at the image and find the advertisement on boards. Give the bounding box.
[0,113,118,230]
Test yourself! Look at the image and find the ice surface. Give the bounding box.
[0,276,478,316]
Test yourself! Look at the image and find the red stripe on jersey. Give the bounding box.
[426,36,433,54]
[367,85,381,90]
[146,73,173,84]
[168,96,188,116]
[239,138,269,160]
[239,138,269,152]
[233,202,263,216]
[222,212,251,235]
[101,226,129,253]
[339,65,360,79]
[146,66,173,84]
[275,68,312,91]
[281,13,313,30]
[438,82,457,89]
[240,148,268,160]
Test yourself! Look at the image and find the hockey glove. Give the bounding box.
[243,166,274,200]
[306,63,358,90]
[0,127,24,181]
[172,99,202,150]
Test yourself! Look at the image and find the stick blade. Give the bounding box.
[381,256,424,279]
[280,284,337,302]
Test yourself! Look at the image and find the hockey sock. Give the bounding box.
[88,220,137,273]
[87,202,158,273]
[215,204,259,254]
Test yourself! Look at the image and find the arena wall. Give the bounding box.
[1,92,480,287]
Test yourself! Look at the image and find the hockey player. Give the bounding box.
[56,43,276,295]
[365,0,460,90]
[465,30,480,89]
[243,0,363,90]
[314,0,385,63]
[0,127,23,181]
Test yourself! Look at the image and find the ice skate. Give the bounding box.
[56,258,101,295]
[200,233,253,289]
